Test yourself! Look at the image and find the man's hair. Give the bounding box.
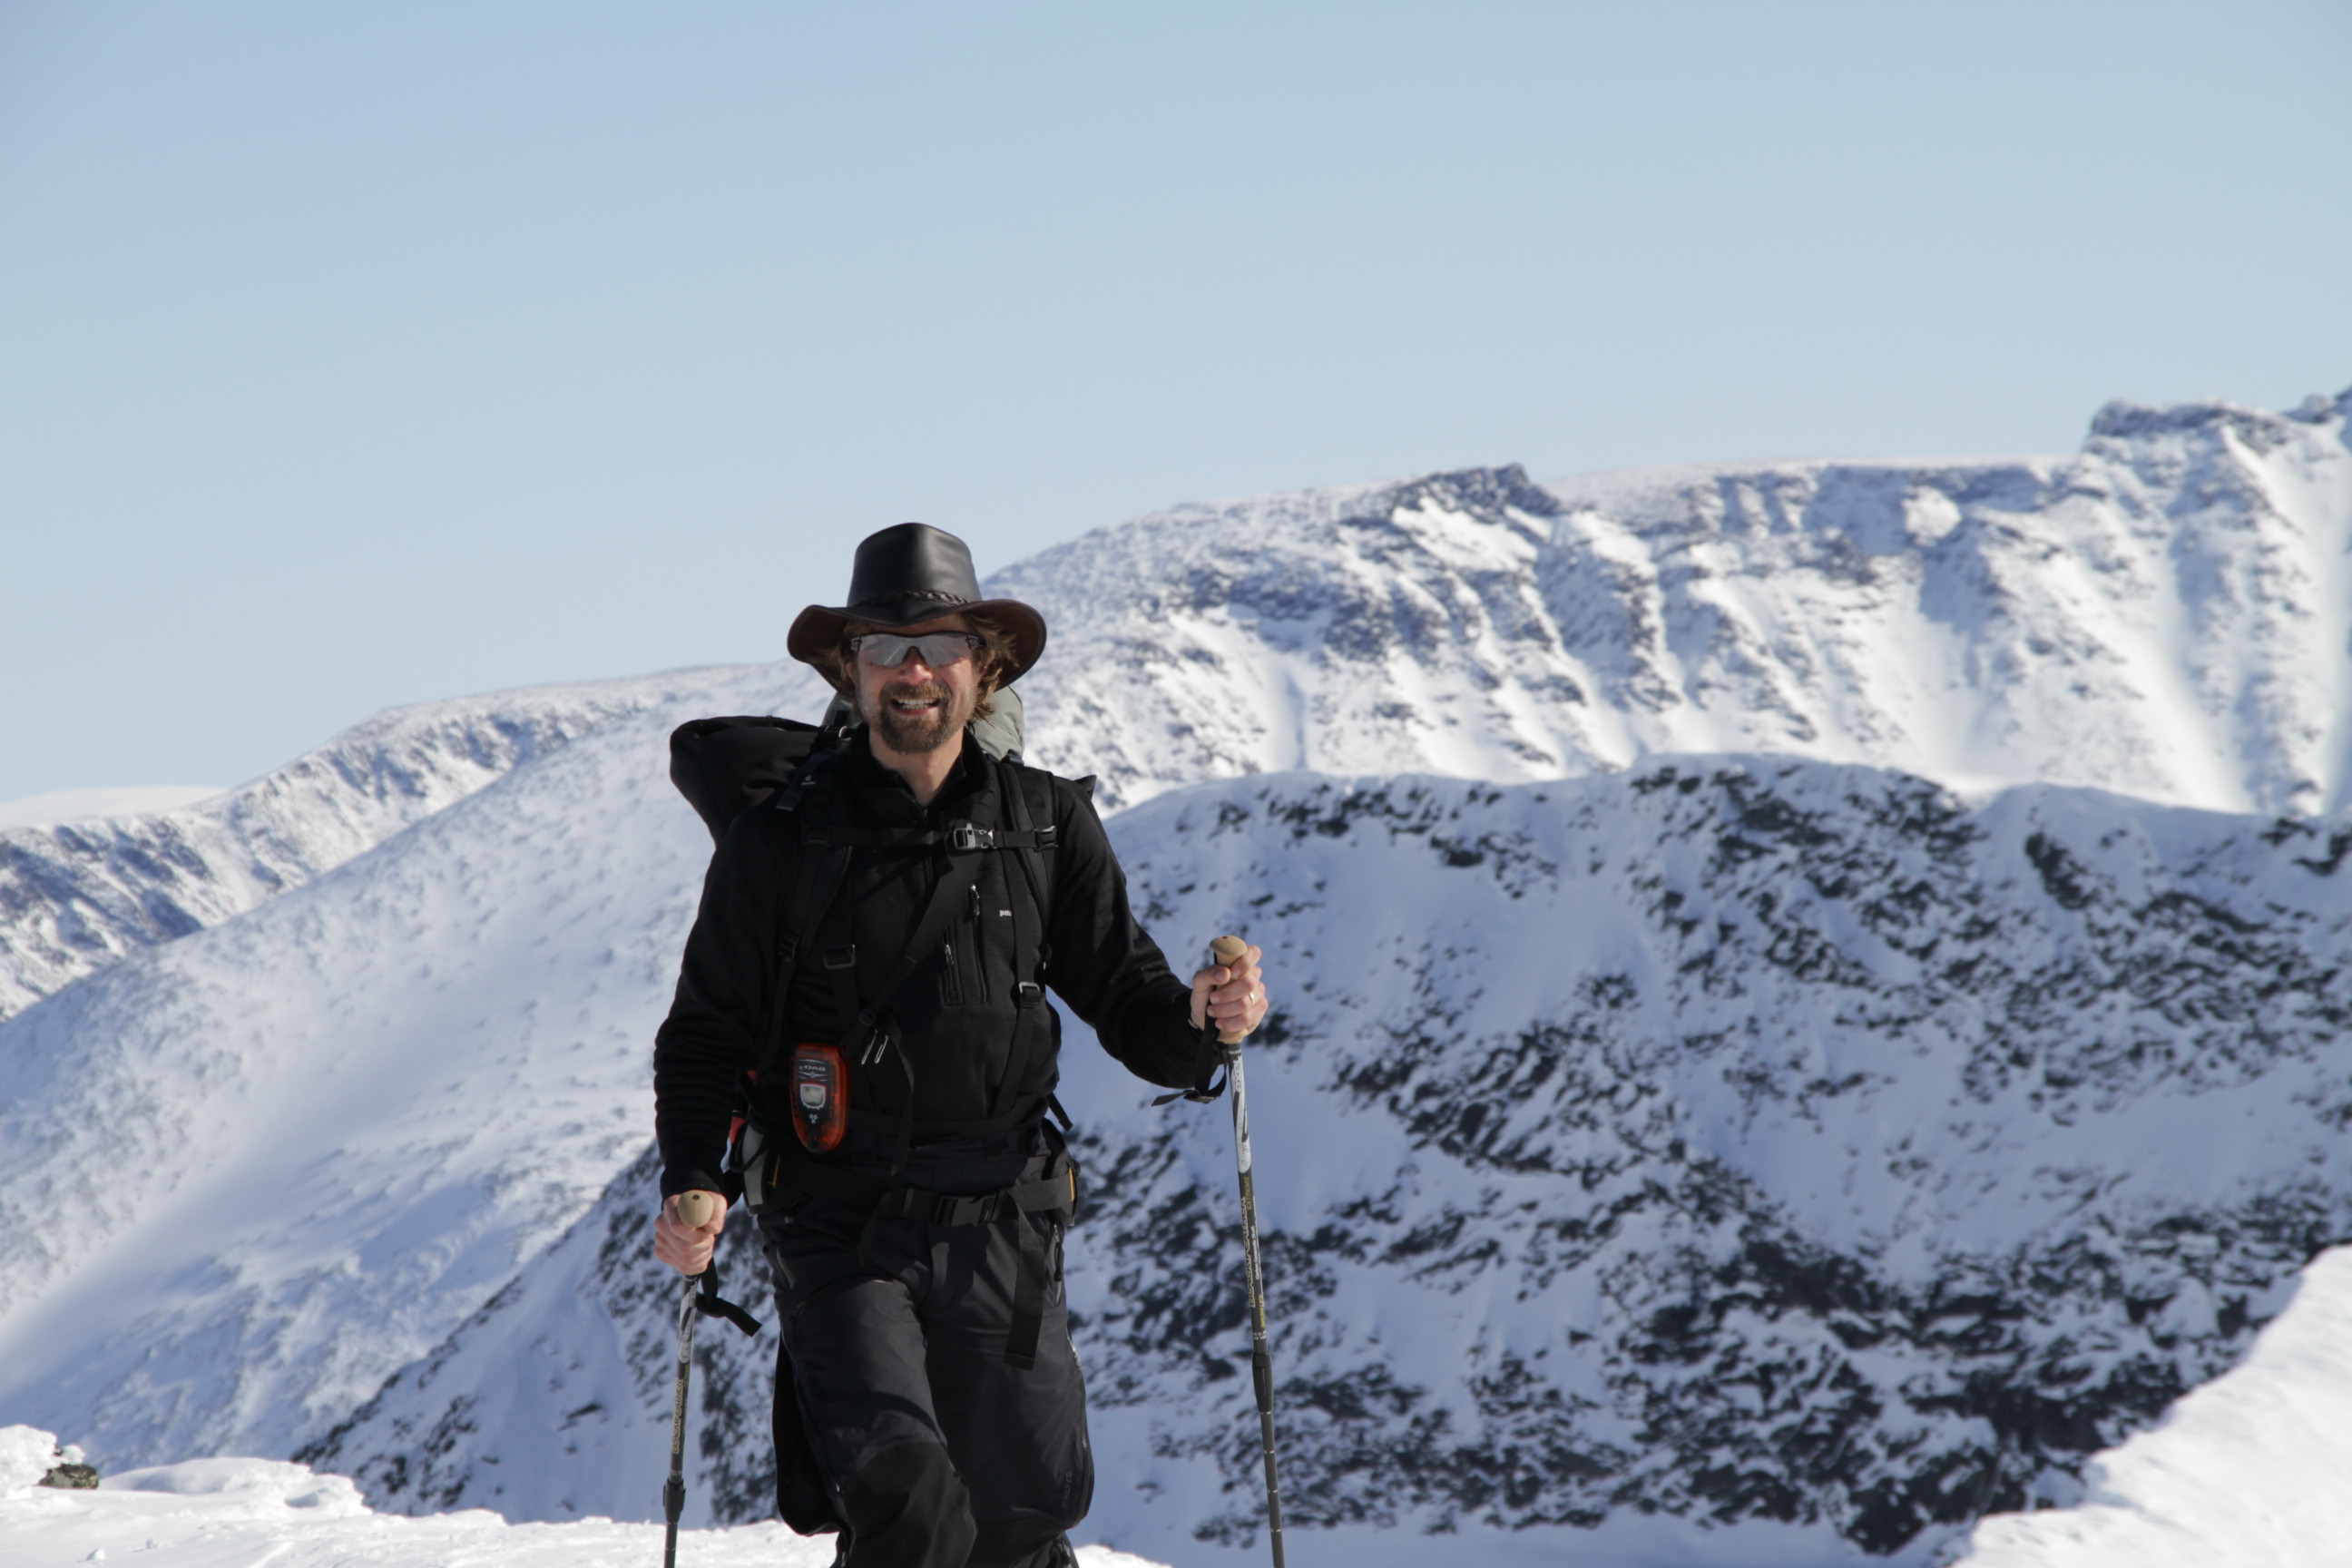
[826,612,1014,720]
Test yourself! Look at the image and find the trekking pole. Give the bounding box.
[659,1192,762,1567]
[1210,935,1286,1568]
[662,1190,715,1568]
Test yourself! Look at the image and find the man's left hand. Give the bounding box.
[1191,942,1269,1041]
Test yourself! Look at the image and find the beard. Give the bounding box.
[866,677,974,755]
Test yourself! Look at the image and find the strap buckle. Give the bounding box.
[1014,981,1043,1008]
[821,945,858,970]
[948,822,995,852]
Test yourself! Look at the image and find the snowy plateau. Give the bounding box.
[2,387,2349,1568]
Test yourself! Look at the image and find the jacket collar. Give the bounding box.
[843,726,991,825]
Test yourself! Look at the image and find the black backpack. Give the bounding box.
[669,688,1026,844]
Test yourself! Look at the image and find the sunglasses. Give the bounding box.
[850,631,984,669]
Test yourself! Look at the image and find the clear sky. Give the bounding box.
[4,0,2348,801]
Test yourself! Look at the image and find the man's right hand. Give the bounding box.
[653,1190,727,1275]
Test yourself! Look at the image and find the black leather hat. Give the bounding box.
[787,524,1047,688]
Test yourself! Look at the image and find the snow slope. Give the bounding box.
[0,659,830,1460]
[0,670,786,1022]
[1009,393,2352,816]
[0,1429,1166,1568]
[1952,1245,2352,1566]
[18,1223,2348,1568]
[302,764,2352,1565]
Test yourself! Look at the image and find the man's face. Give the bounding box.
[851,614,987,756]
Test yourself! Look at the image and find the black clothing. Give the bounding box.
[653,731,1200,1198]
[763,1128,1091,1568]
[650,727,1200,1566]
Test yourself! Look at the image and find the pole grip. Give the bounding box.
[677,1190,719,1230]
[1210,935,1249,1045]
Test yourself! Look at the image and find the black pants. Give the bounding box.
[761,1133,1093,1568]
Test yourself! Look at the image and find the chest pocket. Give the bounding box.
[939,867,992,1008]
[938,779,1052,1011]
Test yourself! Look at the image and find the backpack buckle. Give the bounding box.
[1014,981,1043,1008]
[948,822,995,852]
[929,1193,990,1225]
[821,945,858,970]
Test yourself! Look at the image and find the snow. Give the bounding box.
[0,661,830,1465]
[0,1424,68,1492]
[0,787,221,830]
[0,1430,1166,1568]
[0,666,808,1022]
[17,1231,2352,1568]
[1954,1246,2352,1567]
[1004,394,2352,817]
[0,385,2347,1567]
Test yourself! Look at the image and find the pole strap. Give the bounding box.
[692,1262,763,1338]
[1152,1021,1231,1106]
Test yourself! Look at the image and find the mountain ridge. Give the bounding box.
[0,666,789,1023]
[1009,386,2351,816]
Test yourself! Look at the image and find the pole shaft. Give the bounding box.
[663,1273,700,1568]
[1228,1050,1286,1568]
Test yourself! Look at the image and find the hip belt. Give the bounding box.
[736,1113,1079,1370]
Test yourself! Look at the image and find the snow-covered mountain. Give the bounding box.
[0,670,779,1022]
[2,386,2348,1566]
[1011,393,2352,816]
[8,388,2345,1028]
[299,762,2352,1564]
[0,661,828,1447]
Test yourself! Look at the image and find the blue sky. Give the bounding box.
[4,1,2347,799]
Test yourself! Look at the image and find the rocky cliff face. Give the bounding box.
[1069,766,2351,1561]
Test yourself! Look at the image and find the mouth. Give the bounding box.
[884,684,947,716]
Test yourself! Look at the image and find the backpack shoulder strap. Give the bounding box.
[984,756,1066,1121]
[754,751,853,1079]
[996,756,1063,959]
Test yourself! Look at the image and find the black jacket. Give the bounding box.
[653,730,1201,1196]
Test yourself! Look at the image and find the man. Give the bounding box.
[651,523,1269,1568]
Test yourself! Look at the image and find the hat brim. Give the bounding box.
[787,597,1048,689]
